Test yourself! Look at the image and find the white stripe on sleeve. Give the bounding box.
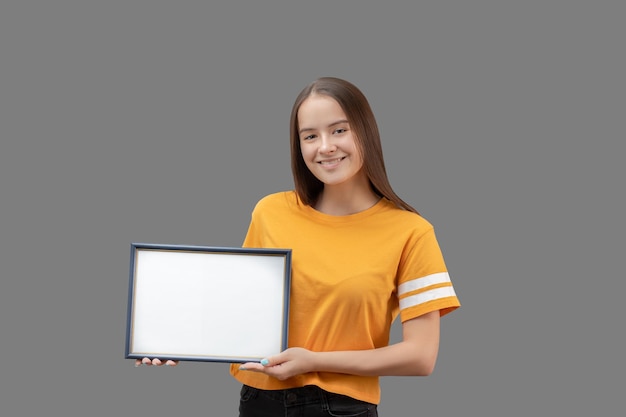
[398,272,452,296]
[399,286,458,311]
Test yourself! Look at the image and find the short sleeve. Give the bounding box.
[396,226,460,321]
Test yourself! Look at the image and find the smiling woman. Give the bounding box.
[136,77,461,417]
[297,94,368,209]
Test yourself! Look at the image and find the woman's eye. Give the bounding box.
[303,134,316,140]
[334,128,346,134]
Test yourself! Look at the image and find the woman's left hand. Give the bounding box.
[239,347,316,381]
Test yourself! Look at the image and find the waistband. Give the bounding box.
[241,384,373,407]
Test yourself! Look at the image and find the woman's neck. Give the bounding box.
[314,183,381,216]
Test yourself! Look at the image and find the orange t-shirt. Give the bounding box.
[230,191,460,404]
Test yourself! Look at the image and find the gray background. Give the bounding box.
[0,1,623,416]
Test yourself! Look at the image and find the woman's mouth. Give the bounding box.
[318,157,345,166]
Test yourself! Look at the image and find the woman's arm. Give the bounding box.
[240,311,440,380]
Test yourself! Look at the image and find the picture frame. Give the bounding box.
[125,243,292,363]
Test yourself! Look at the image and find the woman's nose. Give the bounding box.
[319,137,337,153]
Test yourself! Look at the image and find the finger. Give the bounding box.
[260,354,284,367]
[239,362,265,371]
[135,359,142,367]
[142,357,153,366]
[152,358,163,366]
[165,360,178,366]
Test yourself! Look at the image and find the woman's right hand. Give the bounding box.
[134,357,179,367]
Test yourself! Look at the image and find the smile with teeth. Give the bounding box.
[318,157,345,165]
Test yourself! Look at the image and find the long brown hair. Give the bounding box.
[290,77,418,214]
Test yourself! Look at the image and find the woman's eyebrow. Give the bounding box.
[299,119,349,134]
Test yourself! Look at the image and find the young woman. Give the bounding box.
[137,77,460,416]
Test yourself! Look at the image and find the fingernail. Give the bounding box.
[239,365,247,370]
[260,359,269,366]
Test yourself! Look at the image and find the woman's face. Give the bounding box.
[297,94,366,188]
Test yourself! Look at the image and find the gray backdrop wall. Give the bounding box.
[1,1,623,416]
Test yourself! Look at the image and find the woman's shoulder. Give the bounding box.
[379,198,435,231]
[252,190,298,211]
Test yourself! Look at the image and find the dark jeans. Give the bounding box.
[238,384,378,417]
